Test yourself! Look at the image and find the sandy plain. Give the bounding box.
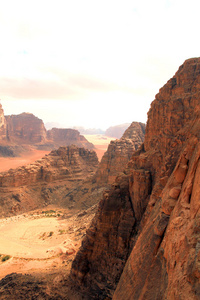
[0,207,95,280]
[84,134,115,160]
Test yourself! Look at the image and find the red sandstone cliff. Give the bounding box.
[46,127,94,150]
[71,58,200,299]
[95,122,145,184]
[5,113,47,143]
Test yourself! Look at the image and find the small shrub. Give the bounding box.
[2,255,11,262]
[48,231,54,237]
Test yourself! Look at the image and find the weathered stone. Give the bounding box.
[95,122,145,184]
[71,58,200,299]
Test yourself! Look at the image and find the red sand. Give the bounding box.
[84,134,115,161]
[0,135,114,172]
[0,150,50,172]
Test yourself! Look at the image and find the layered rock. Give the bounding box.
[71,58,200,298]
[0,146,98,187]
[114,117,200,299]
[0,146,99,217]
[5,113,47,143]
[0,112,94,156]
[95,122,145,184]
[46,127,94,150]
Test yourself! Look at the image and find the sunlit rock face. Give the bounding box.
[5,113,47,143]
[71,58,200,299]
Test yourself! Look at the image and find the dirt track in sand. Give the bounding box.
[0,208,95,279]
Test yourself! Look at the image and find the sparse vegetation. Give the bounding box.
[39,231,54,239]
[42,210,56,214]
[48,231,54,237]
[1,255,11,262]
[41,210,61,218]
[58,229,66,235]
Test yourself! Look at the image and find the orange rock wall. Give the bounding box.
[71,58,200,299]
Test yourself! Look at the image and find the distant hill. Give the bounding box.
[105,123,131,138]
[0,109,94,156]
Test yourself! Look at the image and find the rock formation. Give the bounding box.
[0,111,94,156]
[71,58,200,299]
[0,103,6,140]
[5,113,47,144]
[95,122,145,184]
[46,127,94,150]
[0,146,99,217]
[0,146,98,187]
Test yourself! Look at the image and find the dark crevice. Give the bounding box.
[154,225,168,256]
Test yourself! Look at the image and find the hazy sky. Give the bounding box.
[0,0,199,130]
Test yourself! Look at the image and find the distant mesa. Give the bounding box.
[105,123,131,138]
[0,107,94,156]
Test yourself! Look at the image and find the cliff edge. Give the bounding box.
[71,58,200,299]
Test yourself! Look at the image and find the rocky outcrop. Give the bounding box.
[0,146,99,217]
[114,118,200,299]
[71,58,200,299]
[0,112,94,156]
[46,127,94,150]
[0,103,6,140]
[95,122,145,184]
[5,113,47,144]
[0,146,98,188]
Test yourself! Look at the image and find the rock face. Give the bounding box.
[0,112,94,156]
[0,146,99,216]
[0,104,6,140]
[71,58,200,299]
[46,127,94,150]
[0,146,98,187]
[5,113,47,143]
[95,122,145,184]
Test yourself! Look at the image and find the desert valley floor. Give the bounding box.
[0,134,112,286]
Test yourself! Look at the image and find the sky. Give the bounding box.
[0,0,200,130]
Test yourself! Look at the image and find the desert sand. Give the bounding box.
[0,207,95,280]
[0,150,50,172]
[84,134,115,160]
